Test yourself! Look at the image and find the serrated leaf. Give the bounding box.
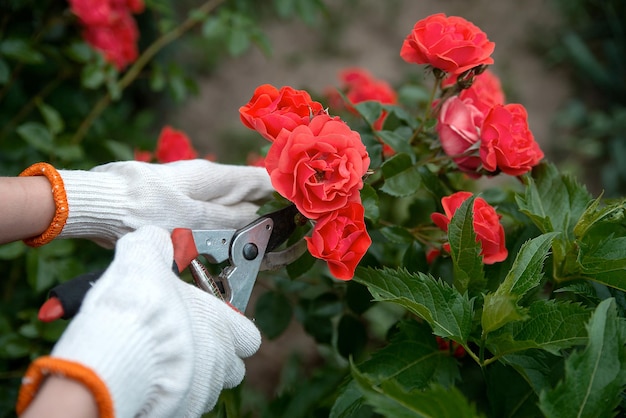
[516,162,591,237]
[354,267,473,342]
[357,320,459,389]
[487,300,591,356]
[380,153,422,197]
[573,196,625,239]
[447,196,485,293]
[539,299,626,418]
[352,362,483,418]
[482,233,558,334]
[578,237,626,290]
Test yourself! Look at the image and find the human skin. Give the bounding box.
[0,176,54,244]
[20,377,98,418]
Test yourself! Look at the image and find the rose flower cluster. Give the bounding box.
[402,13,544,178]
[68,0,144,70]
[239,84,372,280]
[399,13,547,264]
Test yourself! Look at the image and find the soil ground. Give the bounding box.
[171,0,572,398]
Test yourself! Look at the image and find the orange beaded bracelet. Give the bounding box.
[19,162,68,247]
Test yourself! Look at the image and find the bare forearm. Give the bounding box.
[20,376,98,418]
[0,177,55,244]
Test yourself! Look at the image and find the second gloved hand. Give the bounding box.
[58,159,274,247]
[17,226,261,418]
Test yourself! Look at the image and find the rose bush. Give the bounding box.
[234,11,626,418]
[2,3,626,418]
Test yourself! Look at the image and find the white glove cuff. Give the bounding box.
[57,169,131,247]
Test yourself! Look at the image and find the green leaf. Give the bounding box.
[516,162,591,238]
[0,38,44,64]
[486,300,591,356]
[578,236,626,290]
[254,290,293,339]
[16,122,54,153]
[354,101,383,126]
[360,183,380,223]
[36,101,65,135]
[380,153,422,197]
[447,196,485,293]
[573,196,625,239]
[355,267,473,342]
[539,299,626,418]
[377,129,413,156]
[482,233,558,334]
[352,362,483,418]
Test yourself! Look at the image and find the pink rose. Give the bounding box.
[265,113,370,220]
[239,84,325,142]
[480,104,544,176]
[400,13,495,75]
[436,96,484,174]
[155,126,198,163]
[431,191,508,264]
[306,202,372,280]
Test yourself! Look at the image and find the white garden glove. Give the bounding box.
[17,226,261,418]
[58,159,274,247]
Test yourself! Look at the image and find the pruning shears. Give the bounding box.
[38,204,307,321]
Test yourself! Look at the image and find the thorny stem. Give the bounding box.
[72,0,225,144]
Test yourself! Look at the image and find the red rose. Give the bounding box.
[306,202,372,280]
[82,13,139,70]
[265,114,370,219]
[239,84,325,142]
[436,96,484,175]
[69,0,143,70]
[155,126,198,163]
[68,0,111,26]
[400,13,495,75]
[338,67,397,130]
[480,104,544,176]
[431,191,507,264]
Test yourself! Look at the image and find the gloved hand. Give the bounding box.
[21,159,274,247]
[17,226,261,418]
